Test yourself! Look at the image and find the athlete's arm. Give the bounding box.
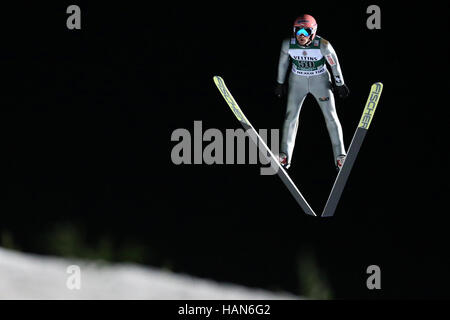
[277,39,290,84]
[321,38,345,86]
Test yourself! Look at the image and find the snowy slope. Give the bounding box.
[0,247,299,300]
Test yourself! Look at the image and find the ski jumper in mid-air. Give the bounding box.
[275,14,350,170]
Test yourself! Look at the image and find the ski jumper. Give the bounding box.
[277,36,346,166]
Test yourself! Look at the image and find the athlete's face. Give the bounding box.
[296,34,310,46]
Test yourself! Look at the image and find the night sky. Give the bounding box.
[0,2,449,298]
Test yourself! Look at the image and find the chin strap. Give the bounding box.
[296,37,313,47]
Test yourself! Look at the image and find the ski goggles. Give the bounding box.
[295,27,313,37]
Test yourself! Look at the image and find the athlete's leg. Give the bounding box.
[281,74,309,166]
[309,72,346,164]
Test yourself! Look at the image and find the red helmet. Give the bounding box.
[293,14,318,41]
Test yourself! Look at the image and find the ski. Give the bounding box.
[321,82,384,217]
[213,76,316,216]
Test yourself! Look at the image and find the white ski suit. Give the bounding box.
[277,35,347,167]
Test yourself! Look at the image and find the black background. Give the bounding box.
[0,1,449,298]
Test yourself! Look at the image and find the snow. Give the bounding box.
[0,247,299,300]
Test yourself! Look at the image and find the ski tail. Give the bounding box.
[213,75,316,217]
[321,82,383,217]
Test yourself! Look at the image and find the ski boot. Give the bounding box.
[279,153,290,169]
[336,154,346,171]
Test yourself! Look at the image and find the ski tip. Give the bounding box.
[371,82,383,92]
[213,75,224,87]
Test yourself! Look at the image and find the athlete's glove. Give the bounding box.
[334,83,350,99]
[274,83,287,99]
